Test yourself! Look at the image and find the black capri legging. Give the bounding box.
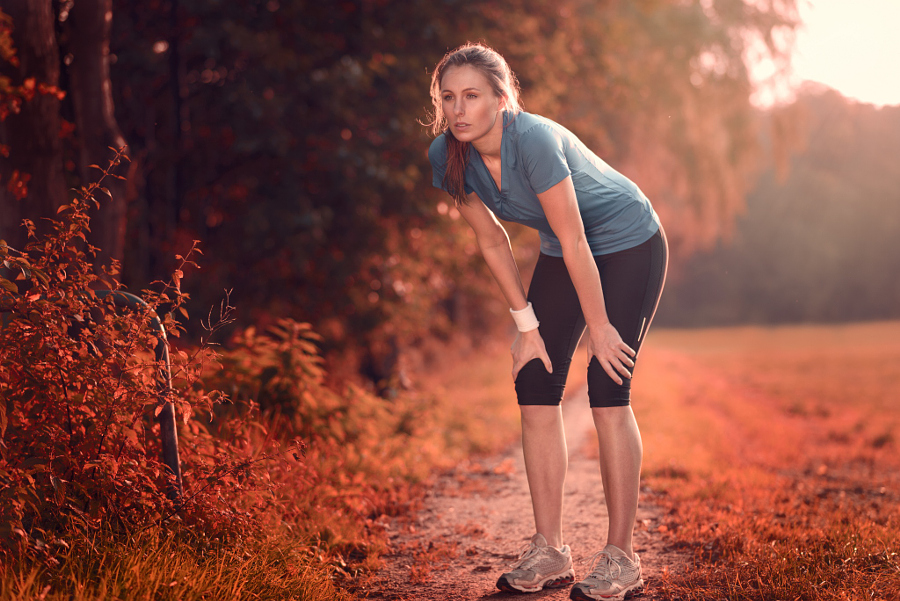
[515,226,668,408]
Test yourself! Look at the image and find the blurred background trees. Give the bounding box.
[0,1,67,251]
[3,0,898,384]
[658,86,900,325]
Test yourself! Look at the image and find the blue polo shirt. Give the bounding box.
[428,111,660,256]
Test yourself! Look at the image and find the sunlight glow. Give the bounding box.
[752,0,900,107]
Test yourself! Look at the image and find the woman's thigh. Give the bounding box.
[515,254,586,406]
[588,228,668,407]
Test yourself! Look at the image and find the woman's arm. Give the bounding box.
[536,176,635,385]
[457,193,527,310]
[457,193,553,379]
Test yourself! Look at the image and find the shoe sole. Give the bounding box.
[496,568,576,593]
[569,578,644,601]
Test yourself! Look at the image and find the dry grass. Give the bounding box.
[631,322,900,600]
[0,328,525,600]
[8,321,897,599]
[0,528,353,601]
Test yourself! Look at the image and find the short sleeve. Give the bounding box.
[428,135,449,192]
[519,124,571,194]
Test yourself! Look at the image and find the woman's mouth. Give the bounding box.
[454,122,471,130]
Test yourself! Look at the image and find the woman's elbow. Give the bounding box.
[559,233,590,257]
[477,228,510,251]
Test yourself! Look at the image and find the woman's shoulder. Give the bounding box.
[511,111,571,138]
[509,112,571,152]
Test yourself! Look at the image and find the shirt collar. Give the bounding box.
[502,110,517,170]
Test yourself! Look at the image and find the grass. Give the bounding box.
[0,326,524,600]
[380,321,900,599]
[631,322,900,600]
[0,528,354,601]
[6,321,898,600]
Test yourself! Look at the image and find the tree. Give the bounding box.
[64,0,130,268]
[0,1,66,252]
[6,0,801,380]
[0,1,128,268]
[656,87,900,325]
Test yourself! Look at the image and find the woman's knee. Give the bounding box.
[520,404,562,428]
[590,404,637,430]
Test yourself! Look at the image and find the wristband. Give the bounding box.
[510,302,540,332]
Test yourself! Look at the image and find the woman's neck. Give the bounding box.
[471,110,505,160]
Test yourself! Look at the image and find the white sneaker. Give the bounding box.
[496,533,576,593]
[569,544,644,600]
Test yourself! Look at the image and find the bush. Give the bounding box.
[0,152,269,559]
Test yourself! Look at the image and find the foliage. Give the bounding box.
[201,316,519,558]
[2,150,156,557]
[0,151,250,561]
[0,151,319,583]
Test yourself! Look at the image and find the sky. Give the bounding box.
[752,0,900,107]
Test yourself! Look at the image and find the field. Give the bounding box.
[630,322,900,599]
[3,317,898,600]
[364,321,900,600]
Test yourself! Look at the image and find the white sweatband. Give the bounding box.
[510,302,540,332]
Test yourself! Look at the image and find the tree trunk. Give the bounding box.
[66,0,128,269]
[0,0,66,253]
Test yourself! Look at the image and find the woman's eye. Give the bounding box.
[467,94,477,99]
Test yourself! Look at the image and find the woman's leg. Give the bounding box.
[515,254,587,548]
[591,405,642,557]
[588,228,668,559]
[520,404,567,548]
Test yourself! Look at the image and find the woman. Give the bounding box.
[426,43,667,601]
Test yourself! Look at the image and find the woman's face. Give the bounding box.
[440,65,505,144]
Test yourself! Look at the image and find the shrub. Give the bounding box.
[0,151,261,561]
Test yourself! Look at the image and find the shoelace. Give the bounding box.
[583,550,622,582]
[509,541,542,570]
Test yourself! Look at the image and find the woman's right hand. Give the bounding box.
[511,329,553,380]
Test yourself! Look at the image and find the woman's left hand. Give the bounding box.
[587,322,635,385]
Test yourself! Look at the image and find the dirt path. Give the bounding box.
[360,382,689,600]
